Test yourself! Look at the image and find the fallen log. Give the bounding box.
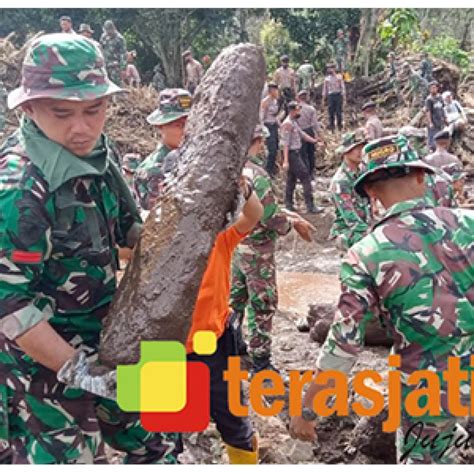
[99,43,266,366]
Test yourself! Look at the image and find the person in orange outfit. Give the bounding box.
[185,165,263,464]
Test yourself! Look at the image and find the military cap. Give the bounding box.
[267,82,278,90]
[442,91,452,100]
[429,80,439,88]
[8,33,123,110]
[297,90,309,97]
[326,62,336,70]
[361,101,376,111]
[280,55,290,63]
[78,23,94,34]
[253,123,270,140]
[122,153,142,173]
[337,29,344,35]
[354,135,435,197]
[288,101,301,111]
[182,50,192,58]
[147,88,192,126]
[434,129,450,141]
[445,162,466,181]
[388,51,396,57]
[336,130,367,156]
[60,16,72,22]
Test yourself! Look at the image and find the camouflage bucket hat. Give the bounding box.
[253,124,270,140]
[147,88,192,126]
[8,33,123,110]
[336,130,367,156]
[354,135,435,197]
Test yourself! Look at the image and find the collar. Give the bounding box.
[247,154,265,167]
[341,159,359,179]
[374,197,433,229]
[20,117,109,192]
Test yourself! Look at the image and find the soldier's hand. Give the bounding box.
[57,351,116,400]
[289,415,318,443]
[293,218,316,242]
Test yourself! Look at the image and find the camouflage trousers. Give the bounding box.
[106,65,123,88]
[230,250,277,360]
[0,335,182,464]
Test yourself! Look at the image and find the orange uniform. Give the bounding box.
[185,225,246,353]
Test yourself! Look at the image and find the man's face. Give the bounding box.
[81,31,92,39]
[282,61,289,69]
[60,20,72,32]
[184,54,192,64]
[344,143,365,164]
[23,97,108,157]
[157,116,187,149]
[328,67,335,75]
[445,95,452,103]
[436,138,450,149]
[430,85,438,95]
[291,107,301,119]
[269,87,279,99]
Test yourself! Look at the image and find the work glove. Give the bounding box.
[57,350,116,400]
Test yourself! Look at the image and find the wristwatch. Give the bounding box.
[301,407,317,421]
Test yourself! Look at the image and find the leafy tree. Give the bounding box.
[421,35,470,70]
[378,8,420,50]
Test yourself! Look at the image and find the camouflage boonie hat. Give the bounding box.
[336,130,367,156]
[253,123,270,140]
[122,153,142,173]
[354,135,435,196]
[147,89,192,126]
[79,23,94,34]
[8,33,123,110]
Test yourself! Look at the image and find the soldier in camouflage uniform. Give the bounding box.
[0,34,182,464]
[0,81,7,134]
[290,135,474,464]
[231,125,315,374]
[134,89,191,212]
[329,131,370,251]
[100,20,127,87]
[334,29,349,73]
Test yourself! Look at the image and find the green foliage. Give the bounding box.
[421,35,470,69]
[269,8,361,71]
[259,19,299,73]
[377,9,420,49]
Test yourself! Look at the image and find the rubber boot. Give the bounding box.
[226,435,258,464]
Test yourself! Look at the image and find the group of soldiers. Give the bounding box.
[0,29,473,466]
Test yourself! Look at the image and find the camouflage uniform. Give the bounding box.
[133,89,192,211]
[296,62,315,91]
[0,34,181,464]
[334,32,349,72]
[121,153,142,190]
[230,154,292,363]
[329,132,370,250]
[100,22,127,87]
[424,171,457,208]
[318,135,474,464]
[0,82,6,133]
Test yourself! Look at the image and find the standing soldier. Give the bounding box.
[423,129,461,208]
[329,131,370,251]
[425,81,446,151]
[362,101,384,140]
[182,50,204,95]
[100,20,127,87]
[59,15,75,34]
[296,90,322,178]
[273,55,297,113]
[260,83,281,178]
[281,101,321,214]
[0,33,182,464]
[78,23,94,39]
[420,51,433,82]
[290,135,474,464]
[134,89,191,212]
[231,124,315,375]
[334,29,349,74]
[322,63,346,133]
[296,59,315,93]
[0,81,7,134]
[386,52,403,104]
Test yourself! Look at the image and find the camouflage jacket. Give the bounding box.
[317,198,474,385]
[100,32,127,70]
[334,37,349,58]
[424,172,457,208]
[238,155,292,254]
[0,120,141,345]
[329,160,370,249]
[133,144,171,211]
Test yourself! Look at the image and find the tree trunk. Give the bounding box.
[354,8,384,77]
[99,44,266,367]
